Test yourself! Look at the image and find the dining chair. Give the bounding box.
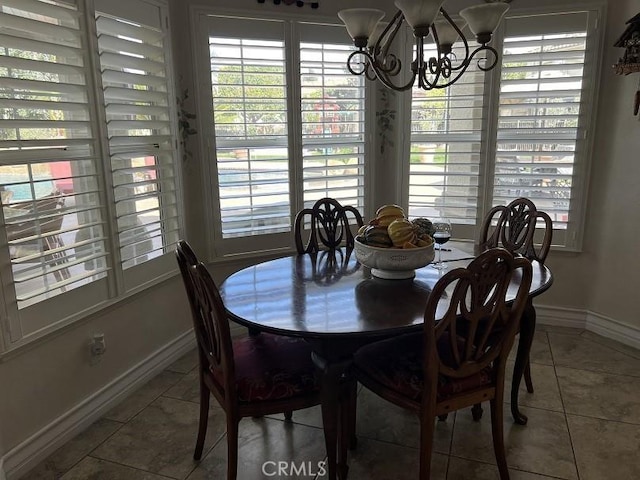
[346,248,532,479]
[294,197,364,254]
[6,192,71,284]
[479,197,553,263]
[175,241,321,479]
[478,197,553,405]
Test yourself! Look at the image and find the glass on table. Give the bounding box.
[431,218,451,270]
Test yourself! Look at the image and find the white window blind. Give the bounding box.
[96,7,180,271]
[209,26,291,240]
[300,40,366,211]
[493,12,590,231]
[0,0,108,310]
[408,42,486,230]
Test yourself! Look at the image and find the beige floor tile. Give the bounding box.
[59,457,173,480]
[353,388,454,453]
[341,436,447,480]
[104,370,185,423]
[549,333,640,378]
[22,419,122,480]
[536,325,584,335]
[267,404,324,429]
[447,456,562,479]
[186,417,326,480]
[556,366,640,423]
[567,414,640,480]
[93,396,226,479]
[165,349,199,374]
[505,362,564,413]
[451,406,577,479]
[580,331,640,360]
[163,371,200,404]
[509,331,554,366]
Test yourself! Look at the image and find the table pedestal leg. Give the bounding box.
[312,352,350,480]
[511,299,536,425]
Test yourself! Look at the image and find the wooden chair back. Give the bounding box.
[176,242,235,402]
[422,248,532,393]
[294,197,363,254]
[479,197,553,263]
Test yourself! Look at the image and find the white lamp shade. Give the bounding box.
[459,2,509,36]
[433,18,465,46]
[394,0,446,30]
[338,8,385,40]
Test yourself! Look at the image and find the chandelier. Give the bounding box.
[338,1,510,91]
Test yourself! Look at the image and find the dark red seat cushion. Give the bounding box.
[354,332,492,402]
[213,333,319,403]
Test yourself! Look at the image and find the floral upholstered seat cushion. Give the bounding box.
[354,332,492,402]
[213,333,320,403]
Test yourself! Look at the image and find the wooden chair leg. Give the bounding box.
[437,414,448,422]
[524,360,534,393]
[194,383,210,460]
[418,415,436,480]
[284,411,293,421]
[227,417,239,480]
[472,403,483,421]
[490,396,509,480]
[347,379,358,449]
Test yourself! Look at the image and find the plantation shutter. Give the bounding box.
[493,12,591,242]
[299,24,366,213]
[407,40,487,237]
[96,1,180,277]
[0,0,109,315]
[208,17,291,246]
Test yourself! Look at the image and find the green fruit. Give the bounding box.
[363,225,393,248]
[412,217,435,237]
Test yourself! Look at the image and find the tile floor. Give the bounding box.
[23,325,640,480]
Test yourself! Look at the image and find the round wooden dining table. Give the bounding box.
[220,247,553,480]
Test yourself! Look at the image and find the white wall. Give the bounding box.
[0,277,193,471]
[1,0,638,475]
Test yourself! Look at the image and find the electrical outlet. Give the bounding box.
[90,333,106,361]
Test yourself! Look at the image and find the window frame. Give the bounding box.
[0,0,183,353]
[192,7,374,261]
[400,4,605,252]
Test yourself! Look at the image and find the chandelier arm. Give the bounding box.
[373,63,417,91]
[376,11,404,62]
[346,49,372,76]
[441,8,470,65]
[364,61,377,81]
[472,45,500,72]
[425,44,499,89]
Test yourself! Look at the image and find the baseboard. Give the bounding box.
[587,311,640,351]
[2,329,195,480]
[535,304,587,329]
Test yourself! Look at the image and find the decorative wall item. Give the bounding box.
[257,0,319,7]
[612,12,640,117]
[177,88,198,163]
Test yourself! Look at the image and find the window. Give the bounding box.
[198,16,368,257]
[406,10,600,249]
[0,0,180,349]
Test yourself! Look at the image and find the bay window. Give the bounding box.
[196,15,369,257]
[0,0,180,350]
[406,9,601,249]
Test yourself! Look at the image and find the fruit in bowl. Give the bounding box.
[354,204,436,279]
